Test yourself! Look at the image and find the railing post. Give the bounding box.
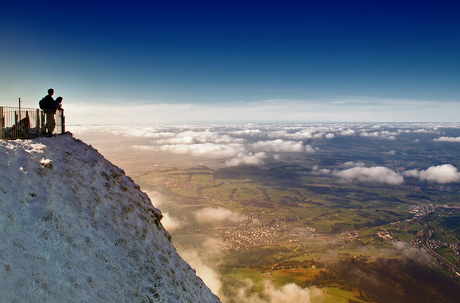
[41,111,45,135]
[36,109,40,137]
[24,111,30,138]
[0,107,4,139]
[62,110,65,134]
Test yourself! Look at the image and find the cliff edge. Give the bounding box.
[0,133,220,302]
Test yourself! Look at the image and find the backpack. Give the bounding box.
[39,96,54,110]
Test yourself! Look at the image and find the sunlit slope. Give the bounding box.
[0,134,220,302]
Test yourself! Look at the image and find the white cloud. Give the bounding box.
[305,145,316,153]
[161,212,182,231]
[340,129,355,136]
[359,130,397,140]
[154,131,244,145]
[145,190,164,208]
[267,130,314,140]
[434,136,460,143]
[325,133,335,139]
[251,139,305,153]
[333,166,404,185]
[231,279,323,303]
[360,131,379,138]
[159,143,246,159]
[391,242,431,264]
[231,129,263,136]
[342,161,366,168]
[413,128,440,134]
[225,152,266,166]
[177,239,223,295]
[401,169,419,178]
[178,237,323,303]
[383,150,396,155]
[397,129,412,133]
[194,207,245,223]
[403,164,460,183]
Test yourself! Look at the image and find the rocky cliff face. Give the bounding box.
[0,133,220,302]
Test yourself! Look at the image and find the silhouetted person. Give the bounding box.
[42,88,55,136]
[54,96,63,116]
[48,96,64,136]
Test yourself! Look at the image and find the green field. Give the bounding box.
[137,164,460,302]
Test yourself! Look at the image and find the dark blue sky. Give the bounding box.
[1,0,459,123]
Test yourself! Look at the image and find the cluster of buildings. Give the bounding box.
[187,212,317,251]
[429,239,451,249]
[410,238,423,248]
[377,229,394,240]
[216,226,286,251]
[407,203,460,222]
[408,203,443,216]
[429,239,460,257]
[215,213,310,251]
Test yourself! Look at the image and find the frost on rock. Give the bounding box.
[0,133,220,303]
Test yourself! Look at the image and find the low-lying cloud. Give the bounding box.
[434,136,460,143]
[332,166,404,185]
[225,152,266,166]
[342,161,366,168]
[177,238,224,295]
[403,164,460,183]
[231,279,323,303]
[161,212,183,231]
[250,140,306,153]
[159,143,246,159]
[151,136,316,166]
[178,237,323,303]
[391,241,431,264]
[194,207,245,223]
[360,130,397,140]
[321,163,460,185]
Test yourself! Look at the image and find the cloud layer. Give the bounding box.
[403,164,460,183]
[69,123,460,177]
[194,207,245,223]
[434,136,460,143]
[321,163,460,185]
[332,166,404,185]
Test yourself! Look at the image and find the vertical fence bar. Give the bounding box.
[41,111,45,135]
[25,111,30,137]
[36,109,40,137]
[61,110,65,134]
[0,107,4,139]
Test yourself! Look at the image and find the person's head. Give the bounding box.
[56,96,63,103]
[48,88,54,96]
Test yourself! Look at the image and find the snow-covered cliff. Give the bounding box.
[0,133,220,302]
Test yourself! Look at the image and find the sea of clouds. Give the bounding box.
[69,122,460,185]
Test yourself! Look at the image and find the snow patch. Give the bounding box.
[0,133,220,302]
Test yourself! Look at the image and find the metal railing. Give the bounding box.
[0,106,65,140]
